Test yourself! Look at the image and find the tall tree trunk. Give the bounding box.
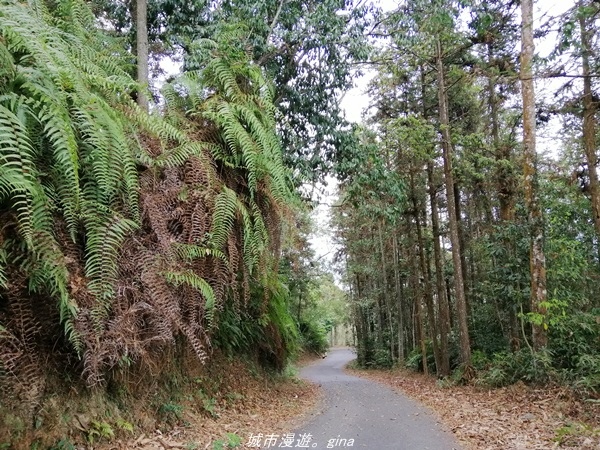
[412,173,441,374]
[488,43,520,349]
[136,0,149,111]
[454,182,471,317]
[489,46,515,224]
[579,4,600,237]
[427,162,451,376]
[392,234,405,361]
[420,64,450,375]
[378,221,395,362]
[407,215,428,373]
[520,0,547,349]
[435,38,472,367]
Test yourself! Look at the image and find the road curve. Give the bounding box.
[293,347,462,450]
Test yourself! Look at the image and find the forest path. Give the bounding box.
[292,348,461,449]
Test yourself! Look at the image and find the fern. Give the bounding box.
[1,0,300,392]
[0,247,7,289]
[154,142,208,169]
[172,243,226,263]
[164,270,216,327]
[83,203,138,318]
[210,186,238,250]
[0,101,42,247]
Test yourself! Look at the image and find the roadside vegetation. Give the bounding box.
[0,0,353,447]
[2,0,599,448]
[336,0,600,446]
[336,0,600,400]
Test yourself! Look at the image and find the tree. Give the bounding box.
[435,36,472,368]
[93,0,375,184]
[578,1,600,237]
[520,0,548,350]
[136,0,149,110]
[334,0,600,396]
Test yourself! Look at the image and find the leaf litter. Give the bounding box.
[92,356,322,450]
[91,355,598,450]
[349,367,599,450]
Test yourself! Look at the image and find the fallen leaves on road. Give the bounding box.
[350,367,600,450]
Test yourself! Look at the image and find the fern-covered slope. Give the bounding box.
[0,1,300,446]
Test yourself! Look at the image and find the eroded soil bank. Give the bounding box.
[2,354,322,450]
[94,358,322,450]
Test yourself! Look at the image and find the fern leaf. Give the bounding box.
[0,248,7,289]
[83,202,138,320]
[172,243,226,263]
[163,270,216,327]
[210,186,238,250]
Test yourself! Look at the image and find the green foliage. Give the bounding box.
[480,349,556,387]
[341,128,406,223]
[159,402,184,424]
[164,270,216,327]
[48,440,76,450]
[471,350,491,372]
[0,0,144,350]
[298,318,328,355]
[212,272,300,371]
[182,1,374,182]
[212,306,260,356]
[554,422,600,447]
[98,0,375,182]
[0,1,304,417]
[212,432,242,449]
[405,341,436,373]
[370,347,394,369]
[201,396,218,418]
[549,310,600,397]
[572,354,600,398]
[166,39,292,204]
[259,274,300,367]
[470,303,509,355]
[87,421,114,444]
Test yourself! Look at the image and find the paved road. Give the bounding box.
[293,348,462,450]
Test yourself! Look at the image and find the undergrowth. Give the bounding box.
[0,350,300,449]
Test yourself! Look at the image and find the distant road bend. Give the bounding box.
[293,347,462,450]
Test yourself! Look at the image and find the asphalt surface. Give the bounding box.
[292,347,462,450]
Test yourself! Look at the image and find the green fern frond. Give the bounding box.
[83,203,138,317]
[205,101,260,192]
[0,102,47,247]
[164,270,216,327]
[251,202,269,247]
[0,248,7,289]
[74,98,137,210]
[14,68,82,235]
[234,198,258,273]
[24,228,82,352]
[210,186,238,250]
[0,41,16,86]
[127,102,187,143]
[155,142,206,169]
[172,243,226,263]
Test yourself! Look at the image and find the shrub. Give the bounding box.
[481,348,556,387]
[298,318,328,355]
[405,340,436,373]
